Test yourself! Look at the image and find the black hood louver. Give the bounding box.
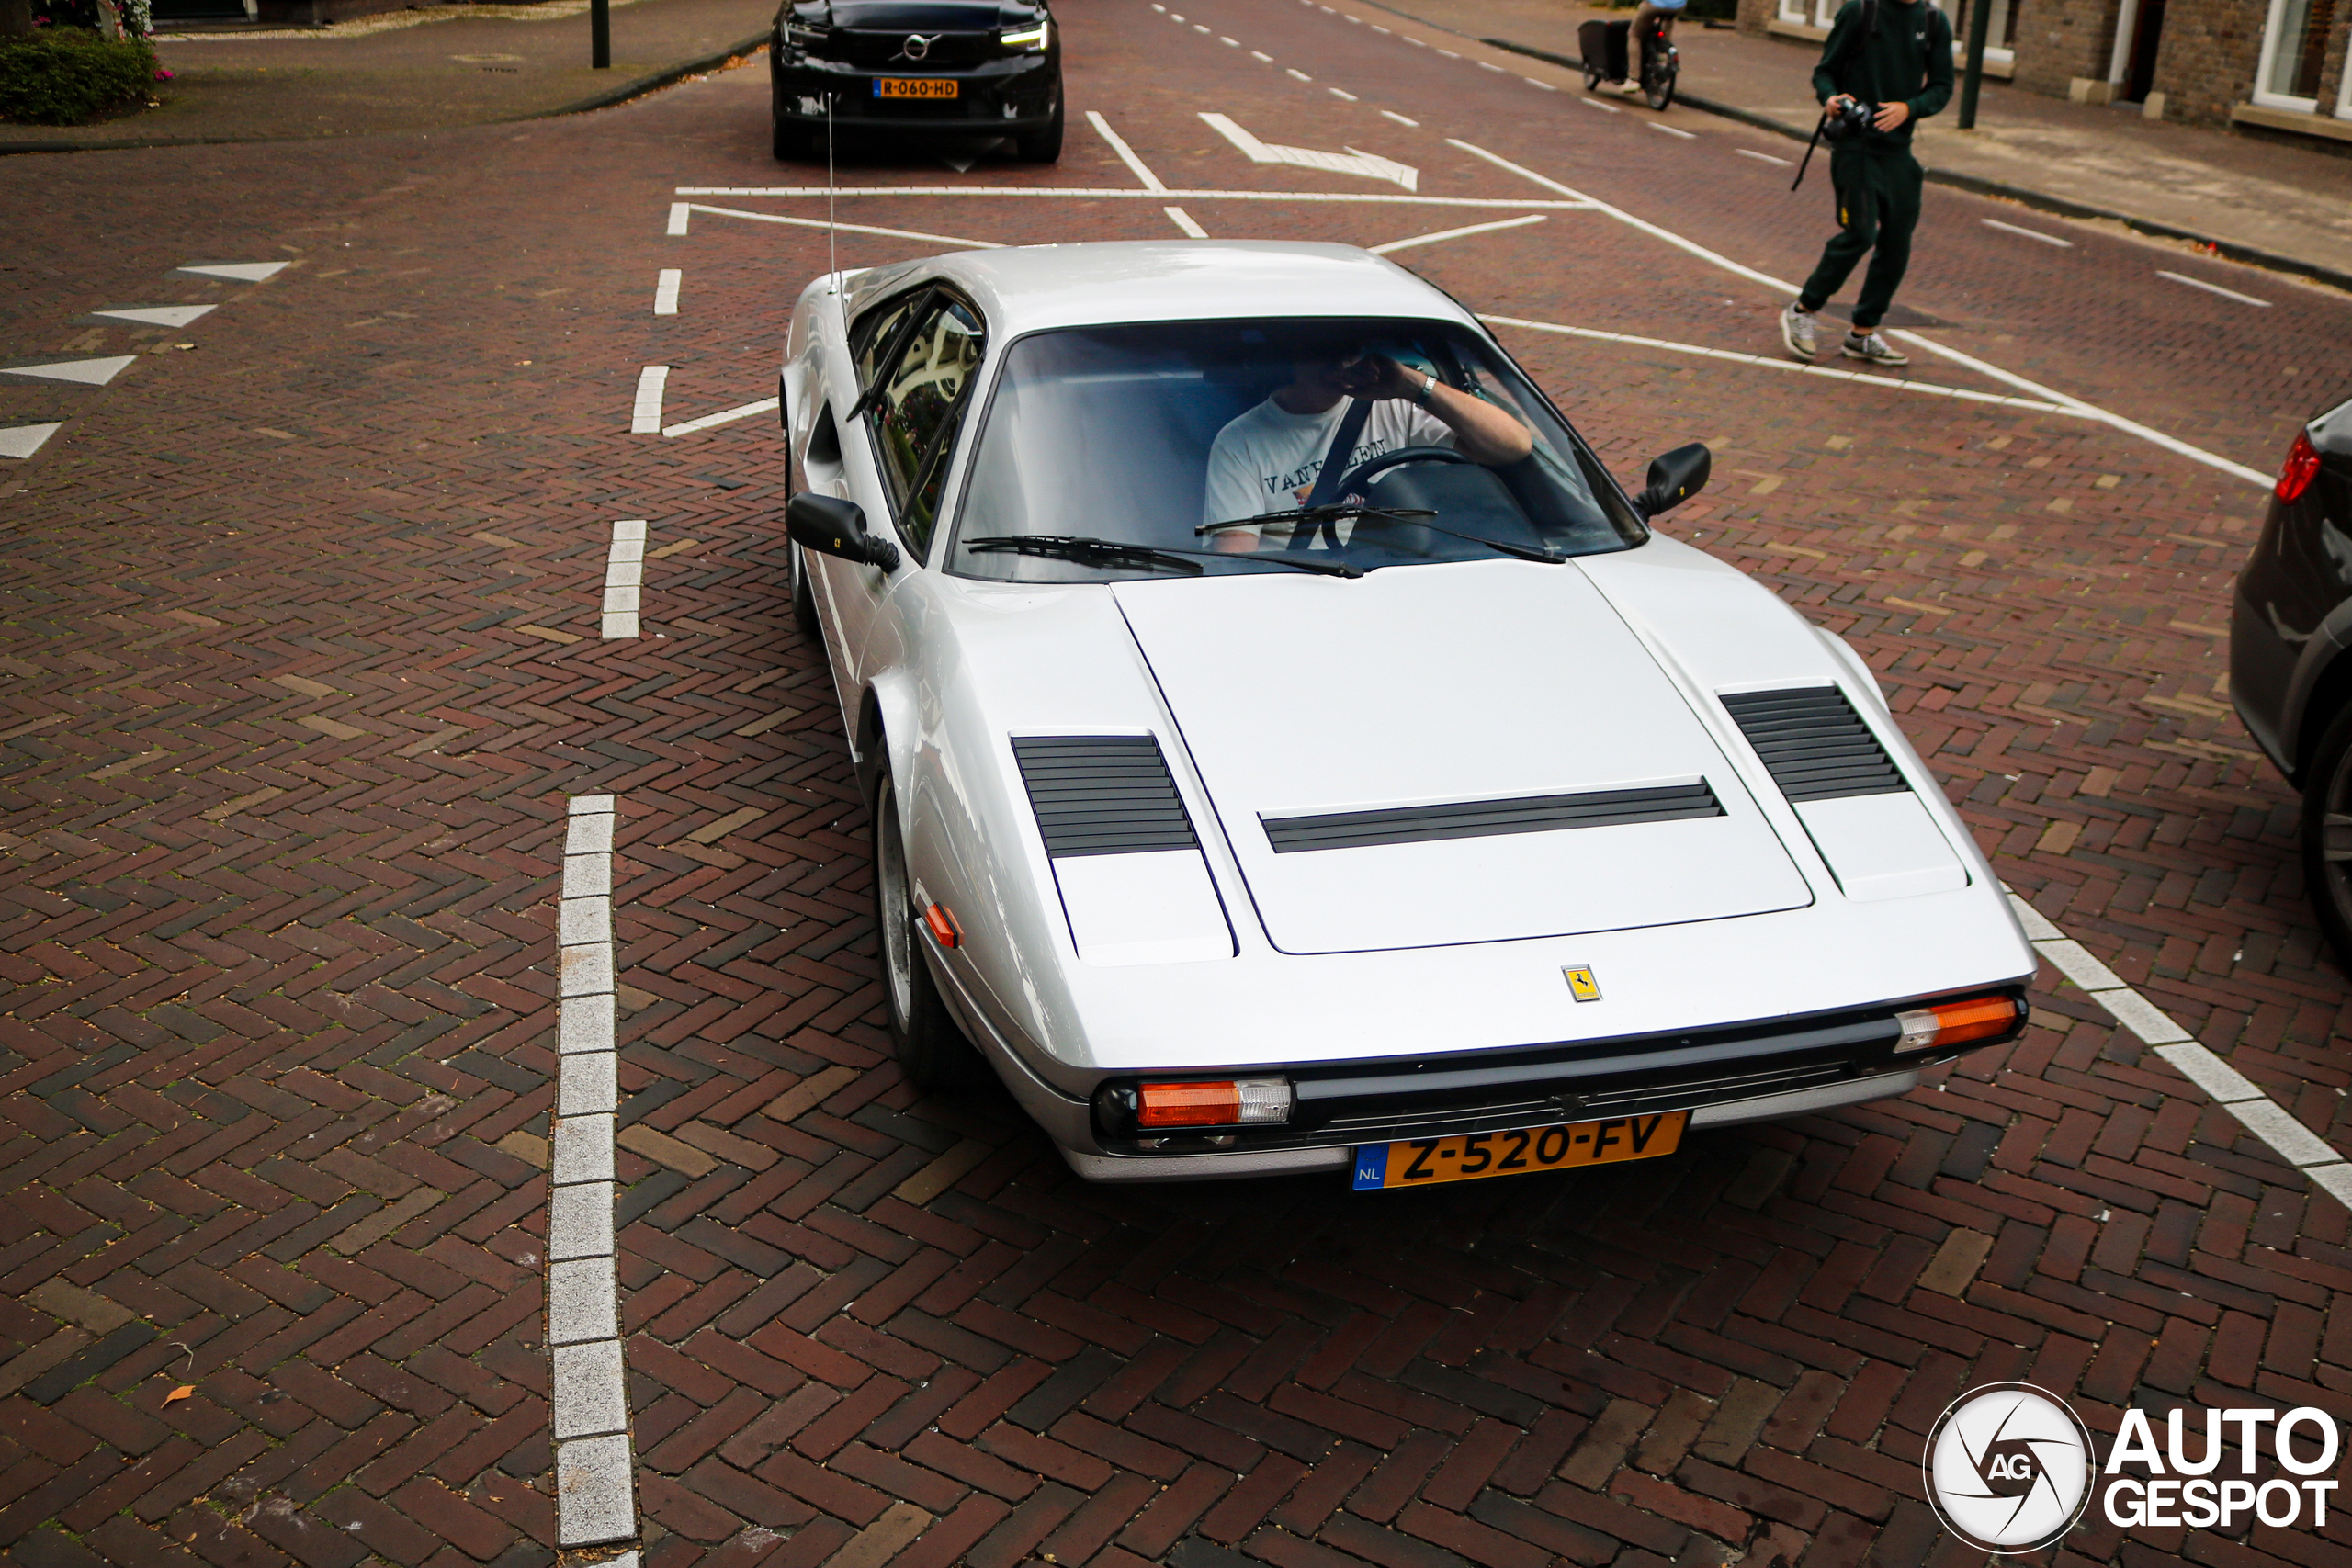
[1721,686,1907,802]
[1261,782,1723,854]
[1012,736,1198,857]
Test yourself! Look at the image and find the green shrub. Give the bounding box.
[0,28,158,126]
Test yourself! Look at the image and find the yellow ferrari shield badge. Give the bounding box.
[1563,965,1601,1002]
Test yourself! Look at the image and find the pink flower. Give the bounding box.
[154,67,175,79]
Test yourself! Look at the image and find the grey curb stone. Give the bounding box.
[552,1338,628,1438]
[560,993,616,1055]
[548,1256,619,1345]
[548,1180,615,1261]
[559,1052,618,1117]
[557,1433,636,1547]
[553,1113,616,1186]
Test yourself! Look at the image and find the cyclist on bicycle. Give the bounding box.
[1628,0,1684,87]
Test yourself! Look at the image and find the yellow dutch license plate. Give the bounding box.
[874,77,959,98]
[1351,1111,1686,1190]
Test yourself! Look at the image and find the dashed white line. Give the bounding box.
[1219,33,1238,44]
[1193,22,1210,31]
[2159,269,2270,307]
[1578,96,1622,114]
[550,793,638,1551]
[1403,33,1426,45]
[1287,66,1313,81]
[1982,216,2072,247]
[1736,146,1792,166]
[1164,205,1208,238]
[630,365,668,434]
[1251,50,1272,62]
[1438,48,1461,58]
[662,396,780,439]
[1087,109,1169,191]
[1524,76,1557,90]
[1647,120,1698,139]
[2005,890,2352,1206]
[1370,213,1548,254]
[601,520,645,637]
[1328,86,1360,100]
[1477,58,1506,72]
[1380,109,1419,127]
[666,201,689,236]
[652,268,680,315]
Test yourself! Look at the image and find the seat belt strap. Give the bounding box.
[1292,398,1374,551]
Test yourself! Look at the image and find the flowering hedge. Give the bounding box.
[0,28,159,124]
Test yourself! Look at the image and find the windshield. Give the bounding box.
[946,317,1645,582]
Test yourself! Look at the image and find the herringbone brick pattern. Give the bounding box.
[3,10,2350,1568]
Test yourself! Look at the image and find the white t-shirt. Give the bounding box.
[1202,395,1453,546]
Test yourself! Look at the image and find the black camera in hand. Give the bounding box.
[1821,97,1878,141]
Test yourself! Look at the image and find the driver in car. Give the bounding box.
[1202,344,1534,551]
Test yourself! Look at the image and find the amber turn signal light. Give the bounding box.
[1136,1079,1293,1128]
[1894,994,2021,1054]
[923,904,961,948]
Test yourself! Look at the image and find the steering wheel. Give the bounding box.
[1330,444,1474,500]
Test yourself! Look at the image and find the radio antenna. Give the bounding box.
[826,93,839,289]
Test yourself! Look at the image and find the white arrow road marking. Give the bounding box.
[178,261,289,281]
[1199,113,1418,190]
[0,357,137,387]
[92,305,218,328]
[0,423,63,460]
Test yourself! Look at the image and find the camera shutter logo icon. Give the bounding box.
[1923,1382,2095,1553]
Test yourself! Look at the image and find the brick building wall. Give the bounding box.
[2149,0,2267,121]
[2008,0,2118,94]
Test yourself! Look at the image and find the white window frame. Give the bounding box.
[2338,31,2352,116]
[1777,0,1812,27]
[2255,0,2324,111]
[2107,0,2141,84]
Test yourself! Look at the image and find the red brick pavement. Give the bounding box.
[2,6,2349,1567]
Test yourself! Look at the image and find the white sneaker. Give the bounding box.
[1779,303,1816,362]
[1840,331,1909,367]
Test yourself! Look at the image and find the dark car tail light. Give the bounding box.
[2278,431,2323,503]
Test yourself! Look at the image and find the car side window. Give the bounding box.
[864,294,987,558]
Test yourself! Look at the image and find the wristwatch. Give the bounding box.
[1414,370,1437,407]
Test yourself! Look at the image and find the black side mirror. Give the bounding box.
[786,491,900,571]
[1637,443,1711,517]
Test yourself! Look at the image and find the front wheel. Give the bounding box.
[2300,703,2352,973]
[1017,97,1064,163]
[873,769,989,1091]
[1645,66,1676,111]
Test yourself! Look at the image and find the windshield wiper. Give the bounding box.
[1200,504,1565,565]
[965,535,1363,579]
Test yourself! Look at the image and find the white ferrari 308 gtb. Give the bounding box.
[777,241,2034,1187]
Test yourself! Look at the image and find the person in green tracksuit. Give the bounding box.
[1779,0,1953,368]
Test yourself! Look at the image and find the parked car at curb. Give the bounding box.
[769,0,1064,164]
[778,241,2035,1185]
[2232,392,2352,967]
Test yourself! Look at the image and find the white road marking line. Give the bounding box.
[652,269,681,315]
[1287,67,1313,80]
[2005,889,2352,1206]
[1524,76,1557,90]
[1478,59,1506,72]
[1647,120,1697,139]
[662,396,779,439]
[679,203,1003,248]
[1438,48,1461,57]
[1403,33,1426,45]
[1219,33,1238,44]
[0,356,137,387]
[1200,112,1418,188]
[1371,213,1548,254]
[666,201,690,235]
[678,185,1589,209]
[1482,314,2086,414]
[1163,206,1208,238]
[1982,216,2071,247]
[1380,109,1419,126]
[630,366,668,434]
[551,793,638,1550]
[1371,22,1389,30]
[1578,96,1622,114]
[1087,109,1170,191]
[177,261,288,281]
[1736,146,1792,165]
[1445,138,2275,491]
[1193,22,1209,30]
[92,304,217,327]
[1329,86,1360,100]
[2159,269,2271,308]
[602,520,646,637]
[1252,50,1272,61]
[0,423,62,460]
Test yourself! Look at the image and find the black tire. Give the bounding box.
[2301,703,2352,972]
[1017,96,1064,163]
[1645,68,1676,112]
[873,769,989,1091]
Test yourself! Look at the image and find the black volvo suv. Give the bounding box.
[2232,392,2352,964]
[770,0,1064,163]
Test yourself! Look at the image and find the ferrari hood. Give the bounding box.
[1112,562,1814,953]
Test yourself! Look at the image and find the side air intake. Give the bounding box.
[1262,782,1724,854]
[1012,736,1199,858]
[1721,686,1908,802]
